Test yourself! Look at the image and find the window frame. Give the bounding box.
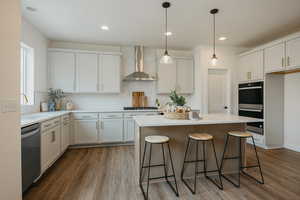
[20,43,34,106]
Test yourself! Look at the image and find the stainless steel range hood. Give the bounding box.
[123,46,156,81]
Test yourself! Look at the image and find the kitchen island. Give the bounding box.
[134,113,263,182]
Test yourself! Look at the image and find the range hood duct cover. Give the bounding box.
[123,46,156,81]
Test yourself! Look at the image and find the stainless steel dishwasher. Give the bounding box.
[21,123,41,193]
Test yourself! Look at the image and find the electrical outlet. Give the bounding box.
[0,99,18,113]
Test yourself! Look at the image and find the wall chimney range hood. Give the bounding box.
[123,46,156,81]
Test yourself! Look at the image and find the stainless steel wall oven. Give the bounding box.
[238,82,264,135]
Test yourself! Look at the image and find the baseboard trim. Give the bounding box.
[284,144,300,152]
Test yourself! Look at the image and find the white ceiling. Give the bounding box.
[22,0,300,49]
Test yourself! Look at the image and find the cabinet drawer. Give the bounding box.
[101,113,123,119]
[73,113,98,120]
[41,117,60,131]
[62,114,70,122]
[124,112,158,118]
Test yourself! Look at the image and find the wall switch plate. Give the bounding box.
[0,99,18,113]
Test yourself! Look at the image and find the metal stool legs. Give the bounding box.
[181,138,223,194]
[220,135,264,188]
[139,141,179,200]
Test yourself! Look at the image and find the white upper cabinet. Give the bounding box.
[100,54,121,93]
[48,49,121,93]
[238,50,264,82]
[157,62,177,93]
[285,37,300,68]
[76,53,98,92]
[157,58,194,94]
[49,51,75,92]
[176,59,194,94]
[264,42,285,73]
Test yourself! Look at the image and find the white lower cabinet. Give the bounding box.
[61,121,70,152]
[74,120,98,144]
[124,118,135,142]
[41,125,61,172]
[99,118,123,143]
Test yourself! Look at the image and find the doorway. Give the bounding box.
[208,68,230,113]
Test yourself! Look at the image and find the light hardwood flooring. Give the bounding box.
[24,145,300,200]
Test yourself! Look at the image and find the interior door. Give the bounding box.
[208,69,229,113]
[157,61,177,93]
[286,37,300,68]
[49,51,75,92]
[176,58,194,94]
[76,53,98,92]
[100,54,121,93]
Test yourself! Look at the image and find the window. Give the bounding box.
[20,43,34,105]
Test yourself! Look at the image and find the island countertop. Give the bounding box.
[133,113,263,127]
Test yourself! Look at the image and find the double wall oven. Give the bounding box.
[238,81,264,135]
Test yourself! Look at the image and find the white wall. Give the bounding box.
[191,45,241,114]
[49,42,192,110]
[284,73,300,152]
[21,17,48,114]
[0,1,22,199]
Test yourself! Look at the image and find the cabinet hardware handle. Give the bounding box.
[51,131,55,142]
[287,56,290,66]
[282,57,284,67]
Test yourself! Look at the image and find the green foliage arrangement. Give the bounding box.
[169,90,186,106]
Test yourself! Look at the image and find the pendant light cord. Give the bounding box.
[213,13,216,55]
[165,7,168,52]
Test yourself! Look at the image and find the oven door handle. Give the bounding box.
[239,108,263,112]
[239,86,262,90]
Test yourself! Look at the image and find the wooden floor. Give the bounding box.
[24,145,300,200]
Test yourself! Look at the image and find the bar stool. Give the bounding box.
[139,135,179,200]
[181,133,223,194]
[220,131,264,188]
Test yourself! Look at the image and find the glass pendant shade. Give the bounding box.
[211,54,218,66]
[160,50,173,64]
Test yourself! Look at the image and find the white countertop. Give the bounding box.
[133,113,263,127]
[21,109,158,128]
[21,111,71,128]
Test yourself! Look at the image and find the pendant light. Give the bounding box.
[160,2,173,64]
[210,8,219,66]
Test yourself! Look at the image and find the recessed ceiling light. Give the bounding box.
[101,25,109,30]
[26,6,37,12]
[164,31,173,36]
[219,36,227,41]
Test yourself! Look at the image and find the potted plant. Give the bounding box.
[164,90,190,119]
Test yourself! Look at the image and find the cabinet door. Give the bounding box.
[157,62,177,93]
[251,50,264,80]
[61,123,70,152]
[124,118,135,142]
[49,51,75,92]
[41,126,61,172]
[100,55,121,93]
[238,55,249,82]
[176,59,194,94]
[74,120,98,144]
[76,53,98,92]
[264,43,285,73]
[99,119,123,143]
[286,37,300,68]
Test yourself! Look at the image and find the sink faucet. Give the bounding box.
[21,93,29,104]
